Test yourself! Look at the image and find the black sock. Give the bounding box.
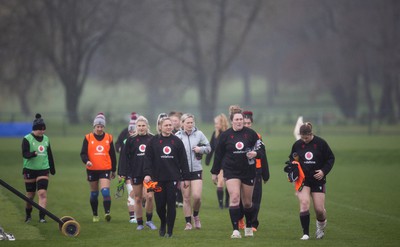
[243,206,253,228]
[146,212,153,221]
[137,217,143,225]
[103,200,111,214]
[39,211,45,220]
[26,207,32,217]
[229,206,241,230]
[217,188,223,207]
[90,197,98,216]
[300,211,310,235]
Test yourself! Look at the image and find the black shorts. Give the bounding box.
[186,171,202,181]
[23,168,49,180]
[87,170,111,182]
[132,177,144,185]
[303,179,326,193]
[226,177,255,186]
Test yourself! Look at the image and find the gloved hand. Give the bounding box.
[50,167,56,175]
[284,161,299,182]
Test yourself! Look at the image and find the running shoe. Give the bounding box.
[105,213,111,222]
[146,221,157,230]
[300,234,310,240]
[231,230,242,239]
[93,216,100,222]
[159,225,166,237]
[184,222,193,230]
[244,227,253,237]
[136,225,145,231]
[129,217,137,224]
[25,216,31,223]
[39,219,47,223]
[193,216,201,229]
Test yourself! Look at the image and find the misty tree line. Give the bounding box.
[0,0,399,124]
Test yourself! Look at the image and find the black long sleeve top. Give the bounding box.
[211,127,261,180]
[289,135,335,184]
[144,134,190,182]
[118,133,153,178]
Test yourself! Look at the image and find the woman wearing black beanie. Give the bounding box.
[21,113,56,223]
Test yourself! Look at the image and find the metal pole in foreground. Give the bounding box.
[0,179,63,224]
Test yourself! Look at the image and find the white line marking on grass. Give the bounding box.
[330,201,400,222]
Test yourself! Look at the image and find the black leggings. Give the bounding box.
[154,181,178,235]
[251,171,263,228]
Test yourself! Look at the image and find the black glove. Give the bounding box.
[283,161,292,173]
[50,166,56,175]
[284,161,298,182]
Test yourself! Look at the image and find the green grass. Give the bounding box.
[1,133,400,246]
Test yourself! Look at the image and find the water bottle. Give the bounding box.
[246,148,255,165]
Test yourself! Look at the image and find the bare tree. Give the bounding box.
[0,0,44,116]
[14,0,122,123]
[376,0,400,123]
[121,0,262,121]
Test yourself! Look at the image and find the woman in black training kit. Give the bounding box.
[288,122,335,240]
[211,105,263,239]
[144,116,190,238]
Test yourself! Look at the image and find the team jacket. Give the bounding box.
[211,127,263,180]
[80,132,117,172]
[143,134,190,182]
[205,131,219,166]
[289,135,335,184]
[118,133,153,178]
[255,133,270,182]
[115,127,129,153]
[22,133,55,173]
[174,127,211,172]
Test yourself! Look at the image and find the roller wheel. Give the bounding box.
[61,220,80,237]
[59,216,75,230]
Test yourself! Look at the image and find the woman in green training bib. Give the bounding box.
[21,113,56,223]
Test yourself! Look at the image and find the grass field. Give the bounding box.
[1,132,400,246]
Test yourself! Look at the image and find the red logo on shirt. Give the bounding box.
[235,142,244,150]
[38,145,45,153]
[163,146,171,155]
[96,145,104,153]
[305,152,313,160]
[139,144,146,153]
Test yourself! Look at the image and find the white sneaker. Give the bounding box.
[146,221,157,230]
[129,217,137,224]
[184,222,193,230]
[316,220,327,239]
[244,227,253,237]
[193,216,201,229]
[231,230,242,239]
[300,234,310,240]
